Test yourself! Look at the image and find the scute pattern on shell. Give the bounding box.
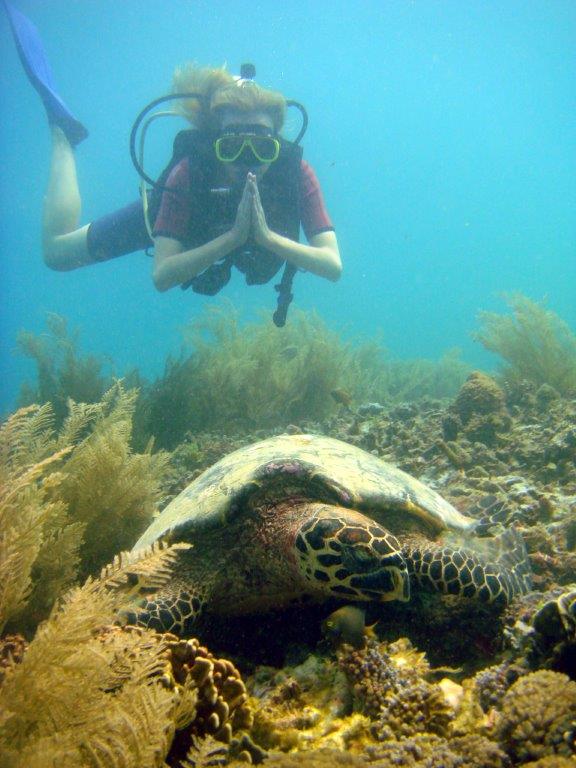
[133,434,474,551]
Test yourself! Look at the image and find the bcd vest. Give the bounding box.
[151,130,303,326]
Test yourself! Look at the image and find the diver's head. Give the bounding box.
[172,65,286,133]
[172,65,286,181]
[215,109,279,181]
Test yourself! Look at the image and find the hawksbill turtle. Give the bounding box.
[129,433,532,634]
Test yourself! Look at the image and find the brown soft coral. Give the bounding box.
[495,670,576,762]
[338,639,452,740]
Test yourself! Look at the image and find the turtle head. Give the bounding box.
[293,505,410,603]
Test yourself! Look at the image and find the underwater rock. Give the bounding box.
[503,586,576,678]
[357,402,386,417]
[452,372,507,426]
[494,670,576,762]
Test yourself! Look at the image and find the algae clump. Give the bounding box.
[17,313,111,425]
[474,294,576,395]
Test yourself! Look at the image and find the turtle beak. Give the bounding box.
[393,566,411,602]
[351,565,410,603]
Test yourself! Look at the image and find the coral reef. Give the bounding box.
[0,543,258,768]
[338,638,452,741]
[0,545,185,767]
[4,297,576,766]
[364,733,508,767]
[167,636,254,764]
[471,659,526,712]
[494,670,576,762]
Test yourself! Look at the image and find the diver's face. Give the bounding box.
[218,109,276,182]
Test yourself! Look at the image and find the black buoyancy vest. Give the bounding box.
[150,130,303,325]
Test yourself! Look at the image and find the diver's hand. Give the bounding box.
[230,177,252,246]
[250,174,273,247]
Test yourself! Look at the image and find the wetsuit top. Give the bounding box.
[153,157,334,252]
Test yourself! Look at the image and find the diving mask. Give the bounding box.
[214,124,280,164]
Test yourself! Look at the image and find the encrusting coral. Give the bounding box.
[494,670,576,762]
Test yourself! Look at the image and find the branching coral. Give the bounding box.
[338,638,452,741]
[364,733,508,767]
[167,636,253,763]
[495,670,576,762]
[474,294,576,395]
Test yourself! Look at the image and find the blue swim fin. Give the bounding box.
[3,0,88,145]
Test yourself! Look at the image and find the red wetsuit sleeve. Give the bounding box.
[152,158,191,241]
[299,160,334,240]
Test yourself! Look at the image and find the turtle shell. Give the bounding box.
[133,433,474,551]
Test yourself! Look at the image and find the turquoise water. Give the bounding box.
[1,0,574,414]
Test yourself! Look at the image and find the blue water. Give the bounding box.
[1,0,575,415]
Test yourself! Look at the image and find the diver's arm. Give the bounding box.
[261,230,342,282]
[152,178,252,292]
[153,232,239,292]
[250,178,341,281]
[248,175,342,282]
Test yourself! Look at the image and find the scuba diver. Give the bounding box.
[4,2,341,326]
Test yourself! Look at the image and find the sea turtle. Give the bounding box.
[129,433,532,634]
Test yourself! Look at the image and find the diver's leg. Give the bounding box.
[42,126,91,270]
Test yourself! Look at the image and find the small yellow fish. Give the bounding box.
[321,605,376,650]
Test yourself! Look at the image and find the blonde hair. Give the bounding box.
[172,64,286,133]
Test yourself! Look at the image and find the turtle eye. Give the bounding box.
[342,545,380,573]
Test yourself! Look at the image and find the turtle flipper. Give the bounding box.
[122,588,205,634]
[403,526,532,606]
